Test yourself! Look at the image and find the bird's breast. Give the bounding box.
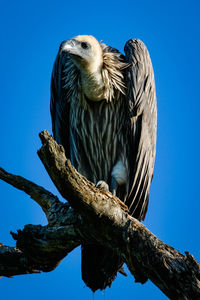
[69,97,128,185]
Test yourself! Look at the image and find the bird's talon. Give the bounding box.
[96,180,109,192]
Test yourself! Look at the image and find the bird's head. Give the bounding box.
[60,35,103,74]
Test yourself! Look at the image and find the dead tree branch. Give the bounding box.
[0,130,200,299]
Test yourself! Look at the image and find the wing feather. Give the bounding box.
[50,49,78,158]
[124,39,157,220]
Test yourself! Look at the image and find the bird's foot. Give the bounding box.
[96,180,109,192]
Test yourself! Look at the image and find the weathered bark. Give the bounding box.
[0,130,200,299]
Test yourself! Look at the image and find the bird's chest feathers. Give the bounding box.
[69,99,124,183]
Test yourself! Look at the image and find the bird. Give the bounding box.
[50,35,157,292]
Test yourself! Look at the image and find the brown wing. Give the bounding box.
[50,47,76,158]
[124,39,157,220]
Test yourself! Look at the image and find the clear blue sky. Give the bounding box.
[0,0,200,299]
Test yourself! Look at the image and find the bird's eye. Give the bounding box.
[81,42,89,49]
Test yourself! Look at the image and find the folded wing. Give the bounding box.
[124,39,157,220]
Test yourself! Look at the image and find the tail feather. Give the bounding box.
[81,244,123,292]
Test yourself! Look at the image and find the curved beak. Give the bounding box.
[60,39,77,54]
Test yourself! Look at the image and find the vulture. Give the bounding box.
[50,35,157,291]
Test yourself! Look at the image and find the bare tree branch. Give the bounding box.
[0,130,200,299]
[0,244,40,276]
[0,167,62,222]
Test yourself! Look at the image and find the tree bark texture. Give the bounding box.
[0,130,200,299]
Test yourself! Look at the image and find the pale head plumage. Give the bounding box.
[62,35,103,74]
[62,35,129,102]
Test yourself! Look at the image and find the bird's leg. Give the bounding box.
[110,177,118,196]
